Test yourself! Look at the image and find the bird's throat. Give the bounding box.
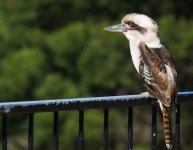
[129,42,141,73]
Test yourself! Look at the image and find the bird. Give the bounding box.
[104,13,177,149]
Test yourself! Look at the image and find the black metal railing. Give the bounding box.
[0,91,193,150]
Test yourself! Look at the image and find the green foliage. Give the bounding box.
[35,74,79,99]
[60,111,78,150]
[159,15,192,60]
[34,112,56,150]
[0,0,193,149]
[0,48,45,100]
[48,23,88,70]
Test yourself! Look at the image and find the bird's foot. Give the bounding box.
[140,92,151,97]
[166,143,172,149]
[140,92,157,102]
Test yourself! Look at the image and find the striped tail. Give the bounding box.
[162,111,173,149]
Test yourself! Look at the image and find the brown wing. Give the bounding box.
[150,45,177,81]
[138,42,177,107]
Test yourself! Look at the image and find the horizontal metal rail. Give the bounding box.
[0,92,192,114]
[1,91,193,150]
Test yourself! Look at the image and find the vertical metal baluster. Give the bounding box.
[175,104,181,150]
[2,115,7,150]
[104,108,109,150]
[28,113,34,150]
[78,110,84,150]
[152,105,157,150]
[54,112,59,150]
[128,107,133,150]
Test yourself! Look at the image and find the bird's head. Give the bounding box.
[104,13,160,46]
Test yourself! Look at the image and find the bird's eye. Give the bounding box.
[127,21,135,27]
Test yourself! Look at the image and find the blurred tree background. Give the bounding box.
[0,0,193,149]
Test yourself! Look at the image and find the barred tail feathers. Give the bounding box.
[162,111,172,149]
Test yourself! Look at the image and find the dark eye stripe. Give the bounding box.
[124,20,147,34]
[126,21,136,27]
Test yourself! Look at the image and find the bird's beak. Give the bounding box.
[104,24,128,32]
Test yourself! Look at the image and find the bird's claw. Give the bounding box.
[140,92,151,97]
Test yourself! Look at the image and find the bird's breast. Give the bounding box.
[129,45,141,73]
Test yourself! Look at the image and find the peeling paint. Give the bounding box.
[0,92,192,114]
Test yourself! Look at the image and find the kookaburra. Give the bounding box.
[104,13,177,149]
